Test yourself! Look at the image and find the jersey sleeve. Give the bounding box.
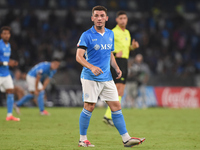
[77,32,88,49]
[49,70,57,78]
[36,68,43,75]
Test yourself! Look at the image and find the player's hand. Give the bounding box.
[8,60,18,67]
[34,90,39,96]
[115,51,123,58]
[115,68,122,79]
[90,66,103,76]
[131,39,139,49]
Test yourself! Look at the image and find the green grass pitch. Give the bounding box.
[0,107,200,150]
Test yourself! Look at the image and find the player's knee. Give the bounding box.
[110,102,121,111]
[6,89,14,94]
[84,103,95,112]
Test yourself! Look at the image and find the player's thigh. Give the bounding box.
[26,75,43,91]
[99,80,119,101]
[1,75,14,92]
[81,79,103,103]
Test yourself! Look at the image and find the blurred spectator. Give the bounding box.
[0,0,200,85]
[13,69,28,100]
[127,54,151,108]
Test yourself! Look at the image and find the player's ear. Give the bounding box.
[106,16,108,21]
[91,16,94,21]
[115,17,118,23]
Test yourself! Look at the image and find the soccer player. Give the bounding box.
[14,59,60,115]
[76,6,145,147]
[103,11,139,126]
[0,26,20,121]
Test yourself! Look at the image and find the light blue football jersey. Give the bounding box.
[0,39,11,76]
[77,26,114,82]
[28,62,57,81]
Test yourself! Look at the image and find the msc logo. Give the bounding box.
[94,44,113,50]
[100,44,112,50]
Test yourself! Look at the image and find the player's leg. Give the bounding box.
[14,75,35,114]
[37,90,49,115]
[15,93,34,107]
[104,58,127,124]
[25,75,49,115]
[78,79,101,147]
[103,83,126,127]
[102,80,145,147]
[2,75,20,121]
[107,100,145,147]
[79,102,95,147]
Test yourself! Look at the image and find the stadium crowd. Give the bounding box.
[0,0,200,85]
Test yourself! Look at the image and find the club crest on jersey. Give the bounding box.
[125,37,128,40]
[109,37,112,42]
[94,44,100,50]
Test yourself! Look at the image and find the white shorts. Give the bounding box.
[81,79,119,103]
[26,75,43,92]
[0,75,14,92]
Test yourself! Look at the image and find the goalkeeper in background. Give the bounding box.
[103,11,139,126]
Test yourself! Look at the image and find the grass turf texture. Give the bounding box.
[0,107,200,150]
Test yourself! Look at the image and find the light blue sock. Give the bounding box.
[7,94,14,114]
[112,110,127,135]
[79,108,92,135]
[16,94,34,107]
[37,91,45,112]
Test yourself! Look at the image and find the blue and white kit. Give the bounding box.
[77,26,118,102]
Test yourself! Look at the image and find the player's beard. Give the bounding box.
[96,25,102,30]
[3,39,9,43]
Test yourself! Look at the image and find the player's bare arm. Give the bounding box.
[0,59,18,67]
[8,59,18,67]
[115,51,123,58]
[76,48,103,76]
[130,39,139,50]
[42,77,50,91]
[35,73,41,96]
[110,52,122,79]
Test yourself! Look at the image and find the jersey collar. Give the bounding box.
[116,25,125,32]
[91,26,108,34]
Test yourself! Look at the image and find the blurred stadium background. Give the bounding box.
[0,0,200,108]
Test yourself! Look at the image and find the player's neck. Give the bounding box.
[94,26,105,34]
[2,39,8,44]
[118,25,126,31]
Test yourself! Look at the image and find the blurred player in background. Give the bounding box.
[14,59,60,115]
[0,26,20,121]
[103,11,139,126]
[76,6,145,147]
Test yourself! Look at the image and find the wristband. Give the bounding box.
[3,62,8,66]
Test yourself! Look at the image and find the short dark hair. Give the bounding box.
[52,58,61,62]
[92,5,107,15]
[116,11,127,17]
[0,26,11,34]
